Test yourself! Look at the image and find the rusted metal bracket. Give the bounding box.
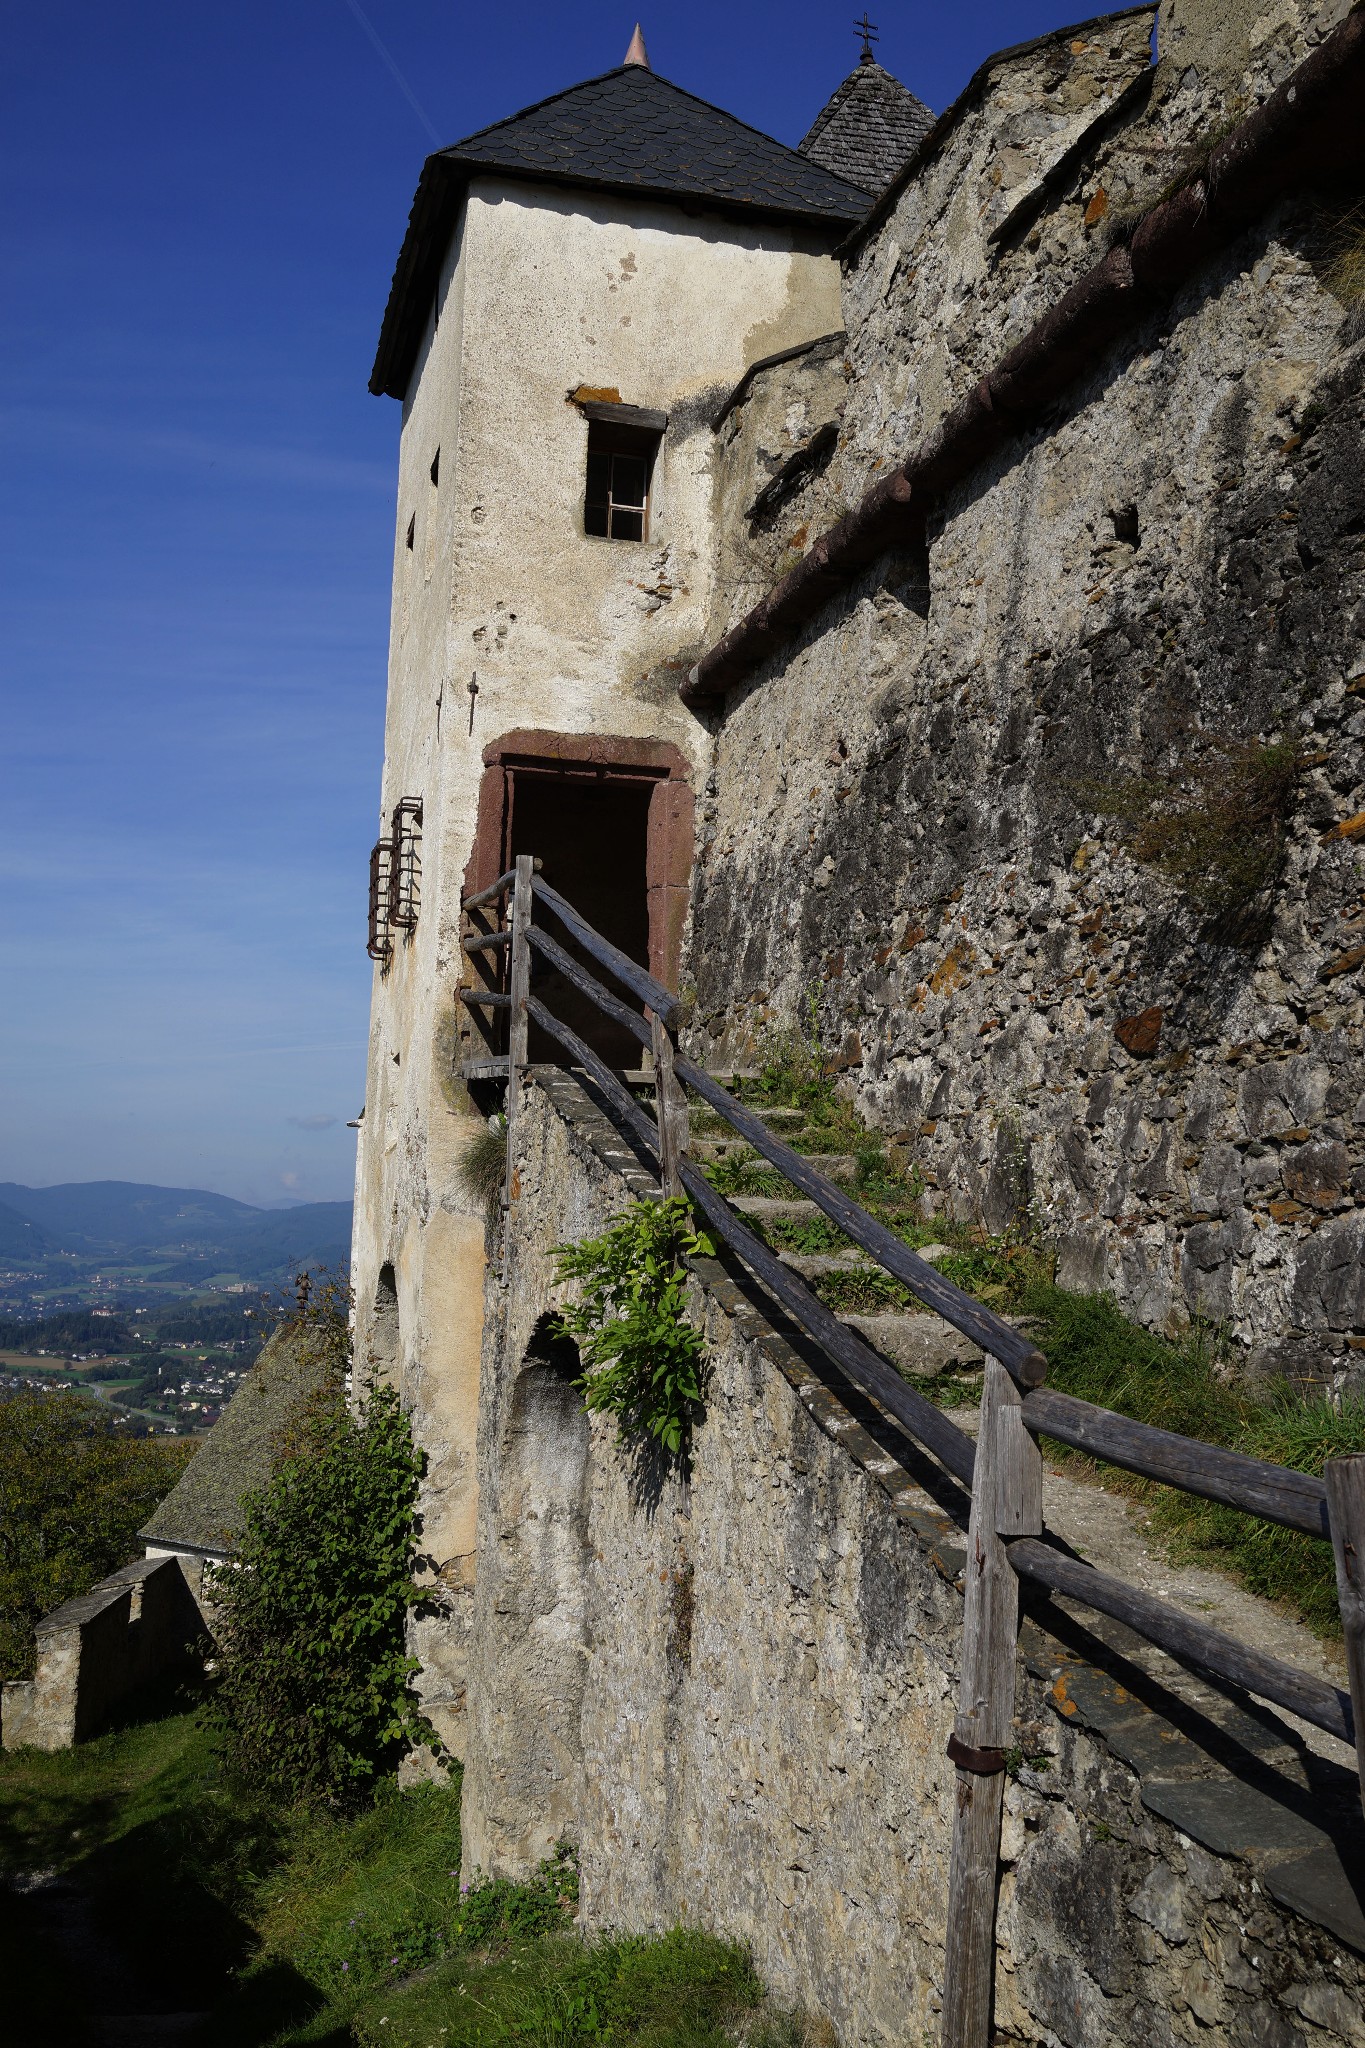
[946,1734,1007,1776]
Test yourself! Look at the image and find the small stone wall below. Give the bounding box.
[462,1071,1365,2048]
[1,1554,203,1752]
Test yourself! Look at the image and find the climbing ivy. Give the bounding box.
[552,1197,713,1457]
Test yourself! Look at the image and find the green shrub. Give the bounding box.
[456,1120,507,1222]
[553,1198,713,1457]
[207,1375,437,1807]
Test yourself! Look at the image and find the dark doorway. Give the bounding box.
[507,765,656,1066]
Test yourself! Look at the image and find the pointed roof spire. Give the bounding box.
[623,22,650,67]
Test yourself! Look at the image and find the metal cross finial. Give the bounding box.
[854,10,879,61]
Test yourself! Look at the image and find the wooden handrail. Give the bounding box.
[520,984,1355,1743]
[675,1057,1047,1388]
[513,887,1334,1549]
[1022,1388,1330,1538]
[523,993,977,1487]
[1009,1538,1353,1745]
[515,935,1046,1392]
[464,867,519,912]
[531,876,680,1027]
[525,926,654,1048]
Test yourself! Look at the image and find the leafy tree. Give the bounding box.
[208,1369,437,1808]
[0,1392,192,1680]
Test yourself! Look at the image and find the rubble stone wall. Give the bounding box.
[463,1076,1365,2047]
[1,1554,201,1752]
[688,2,1365,1382]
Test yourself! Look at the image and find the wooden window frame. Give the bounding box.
[584,420,658,543]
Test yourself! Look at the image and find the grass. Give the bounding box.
[706,1028,1359,1641]
[455,1122,507,1225]
[1018,1281,1365,1637]
[1321,199,1365,307]
[0,1704,809,2048]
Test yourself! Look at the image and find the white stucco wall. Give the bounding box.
[352,173,843,1751]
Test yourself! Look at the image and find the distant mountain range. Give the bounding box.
[0,1181,352,1281]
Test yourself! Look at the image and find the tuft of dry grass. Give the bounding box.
[1321,201,1365,306]
[455,1121,507,1222]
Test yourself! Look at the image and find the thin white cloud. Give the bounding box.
[287,1114,339,1131]
[0,406,391,494]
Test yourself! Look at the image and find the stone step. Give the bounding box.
[794,1152,858,1182]
[730,1196,821,1223]
[777,1250,870,1279]
[751,1106,804,1127]
[691,1137,756,1164]
[837,1311,987,1378]
[694,1141,862,1185]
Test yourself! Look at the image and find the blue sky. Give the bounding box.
[1,0,1072,1208]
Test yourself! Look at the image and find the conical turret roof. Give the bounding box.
[799,58,933,198]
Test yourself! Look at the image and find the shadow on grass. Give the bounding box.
[0,1694,344,2045]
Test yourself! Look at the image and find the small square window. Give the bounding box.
[584,421,658,542]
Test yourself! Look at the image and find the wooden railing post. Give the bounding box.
[649,1009,689,1201]
[942,1358,1043,2048]
[1326,1453,1365,1813]
[504,855,534,1197]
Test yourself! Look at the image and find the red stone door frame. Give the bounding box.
[462,730,694,990]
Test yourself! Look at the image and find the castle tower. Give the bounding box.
[354,37,878,1755]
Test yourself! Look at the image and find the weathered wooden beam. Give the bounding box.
[463,867,518,912]
[504,856,534,1194]
[525,926,653,1050]
[524,983,1351,1763]
[674,1056,1046,1387]
[1008,1538,1354,1745]
[1325,1455,1365,1811]
[1023,1388,1330,1538]
[943,1360,1043,2048]
[650,1012,688,1202]
[523,996,977,1489]
[532,876,680,1027]
[460,989,512,1007]
[463,930,512,953]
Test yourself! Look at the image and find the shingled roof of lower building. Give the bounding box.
[798,59,934,198]
[139,1325,338,1556]
[371,64,871,400]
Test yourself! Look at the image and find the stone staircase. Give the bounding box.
[687,1100,1007,1383]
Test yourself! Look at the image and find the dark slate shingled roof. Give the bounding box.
[371,64,871,399]
[799,60,934,198]
[140,1327,337,1556]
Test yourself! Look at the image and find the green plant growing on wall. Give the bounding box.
[552,1197,714,1456]
[209,1291,438,1806]
[1076,736,1308,936]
